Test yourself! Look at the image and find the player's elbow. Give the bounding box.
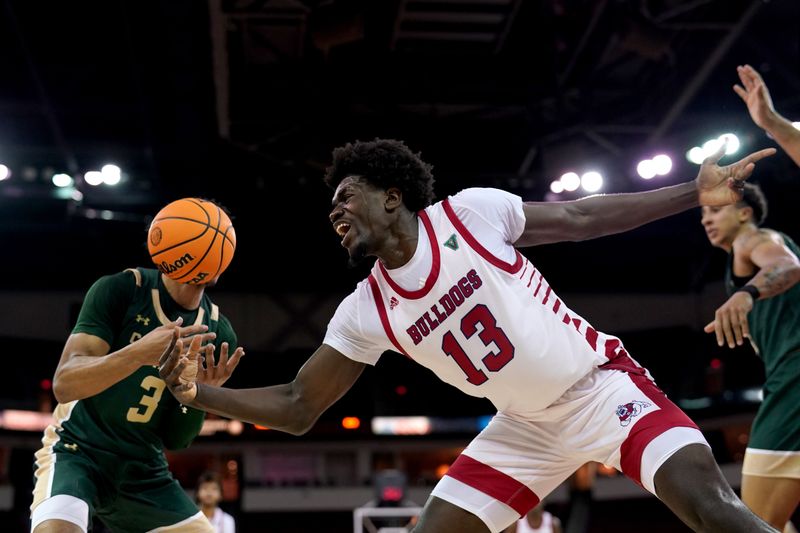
[284,388,323,436]
[52,374,77,404]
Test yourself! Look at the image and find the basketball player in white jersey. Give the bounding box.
[160,139,778,532]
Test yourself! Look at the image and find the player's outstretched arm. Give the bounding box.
[159,342,365,435]
[52,318,215,404]
[734,64,800,168]
[514,146,775,247]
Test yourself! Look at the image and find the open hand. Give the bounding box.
[197,342,245,388]
[733,64,779,131]
[158,332,204,404]
[704,291,754,348]
[134,317,216,367]
[696,145,776,206]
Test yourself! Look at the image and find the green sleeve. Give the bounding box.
[72,271,136,345]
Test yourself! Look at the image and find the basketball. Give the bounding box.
[147,198,236,285]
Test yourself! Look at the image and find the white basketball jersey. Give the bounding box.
[364,197,627,413]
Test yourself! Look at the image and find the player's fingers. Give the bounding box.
[720,313,735,349]
[730,313,744,346]
[703,140,728,165]
[226,348,245,375]
[167,356,189,384]
[178,324,210,337]
[740,312,751,339]
[741,147,777,166]
[160,338,184,377]
[703,321,715,334]
[204,344,216,370]
[218,342,230,368]
[158,328,180,367]
[733,84,748,101]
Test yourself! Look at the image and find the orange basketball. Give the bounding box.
[147,198,236,285]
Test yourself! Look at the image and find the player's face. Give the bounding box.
[330,176,389,267]
[700,205,744,249]
[197,481,222,506]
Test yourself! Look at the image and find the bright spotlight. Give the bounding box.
[560,172,580,192]
[652,154,672,176]
[687,147,706,164]
[718,133,740,155]
[581,171,603,192]
[101,164,121,185]
[84,171,103,186]
[52,173,73,188]
[637,159,656,180]
[702,139,722,156]
[0,164,9,181]
[550,180,565,194]
[793,122,800,130]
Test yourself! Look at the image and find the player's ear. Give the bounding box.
[385,187,403,211]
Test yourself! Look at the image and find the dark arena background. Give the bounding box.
[2,0,800,531]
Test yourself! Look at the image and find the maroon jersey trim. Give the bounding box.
[368,274,411,359]
[442,198,523,274]
[377,208,441,300]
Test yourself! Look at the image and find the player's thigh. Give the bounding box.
[583,367,708,494]
[101,471,211,533]
[31,450,100,533]
[413,495,490,533]
[742,474,800,529]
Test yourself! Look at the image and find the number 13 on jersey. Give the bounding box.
[441,304,515,385]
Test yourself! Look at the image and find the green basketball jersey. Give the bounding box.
[54,267,237,459]
[726,232,800,376]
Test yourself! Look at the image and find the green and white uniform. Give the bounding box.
[727,233,800,478]
[31,268,237,531]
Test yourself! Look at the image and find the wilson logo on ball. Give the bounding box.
[157,253,195,275]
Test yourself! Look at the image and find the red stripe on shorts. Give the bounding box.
[613,354,700,488]
[445,454,539,516]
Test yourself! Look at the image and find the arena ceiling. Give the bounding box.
[0,0,799,292]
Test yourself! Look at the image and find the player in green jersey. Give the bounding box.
[31,222,244,532]
[702,182,800,531]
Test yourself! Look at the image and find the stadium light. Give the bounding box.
[581,171,603,192]
[560,172,580,192]
[550,180,565,194]
[52,173,73,188]
[636,159,656,180]
[101,164,121,185]
[793,122,800,130]
[652,154,672,176]
[0,164,9,181]
[84,171,103,186]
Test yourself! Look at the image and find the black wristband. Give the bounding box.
[736,284,761,300]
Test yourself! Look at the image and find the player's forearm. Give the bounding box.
[569,181,698,241]
[762,115,800,168]
[190,382,318,435]
[748,261,800,300]
[53,345,144,403]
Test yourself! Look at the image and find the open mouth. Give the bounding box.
[335,222,352,240]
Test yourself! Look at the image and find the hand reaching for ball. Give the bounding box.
[158,327,244,405]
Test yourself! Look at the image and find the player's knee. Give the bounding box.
[32,520,86,533]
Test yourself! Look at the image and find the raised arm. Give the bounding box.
[515,146,775,247]
[705,232,800,348]
[734,64,800,168]
[159,342,366,436]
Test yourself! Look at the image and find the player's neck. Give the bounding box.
[729,224,759,253]
[161,274,204,310]
[377,211,419,269]
[200,504,215,519]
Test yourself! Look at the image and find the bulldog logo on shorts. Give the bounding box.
[616,400,651,427]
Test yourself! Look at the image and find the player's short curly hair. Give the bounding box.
[323,138,435,212]
[738,182,768,225]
